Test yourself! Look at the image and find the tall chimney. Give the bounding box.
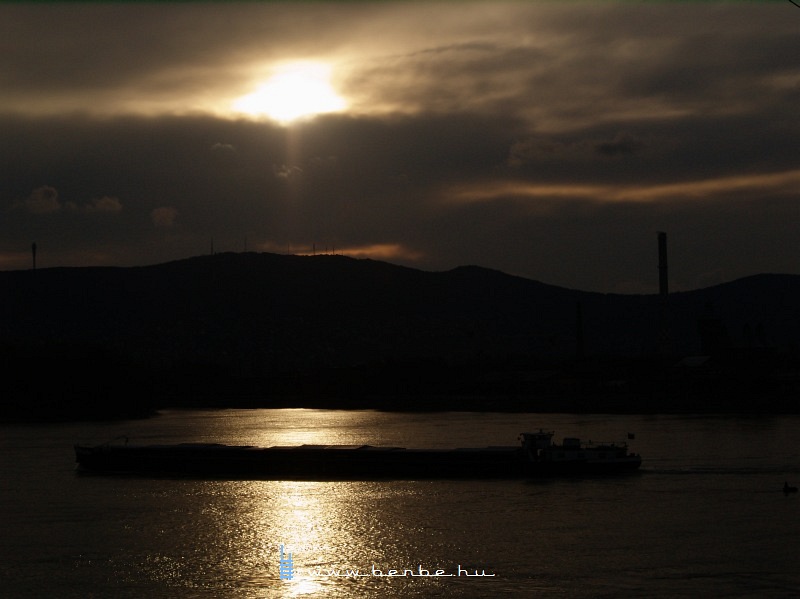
[658,232,668,297]
[31,242,37,270]
[576,301,585,361]
[657,232,670,355]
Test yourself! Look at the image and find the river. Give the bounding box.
[2,409,799,597]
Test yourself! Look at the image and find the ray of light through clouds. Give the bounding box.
[0,1,798,292]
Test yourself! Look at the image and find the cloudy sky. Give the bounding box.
[1,2,798,292]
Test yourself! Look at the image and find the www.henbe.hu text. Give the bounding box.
[300,565,495,578]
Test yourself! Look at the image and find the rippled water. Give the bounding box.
[2,410,800,597]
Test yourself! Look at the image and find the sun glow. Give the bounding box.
[232,62,347,123]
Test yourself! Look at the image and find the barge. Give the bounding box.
[74,430,641,479]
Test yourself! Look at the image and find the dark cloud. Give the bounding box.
[2,105,797,291]
[20,186,61,215]
[1,113,497,266]
[1,2,798,292]
[151,207,178,229]
[594,133,644,157]
[210,142,235,153]
[13,186,122,215]
[0,4,365,95]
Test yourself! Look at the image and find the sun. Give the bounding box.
[232,62,347,124]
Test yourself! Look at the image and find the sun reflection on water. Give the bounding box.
[120,410,528,596]
[259,481,360,596]
[205,479,446,597]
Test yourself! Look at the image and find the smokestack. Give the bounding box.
[657,231,670,356]
[31,242,37,270]
[658,231,668,297]
[576,301,585,361]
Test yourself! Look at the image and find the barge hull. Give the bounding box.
[74,443,641,480]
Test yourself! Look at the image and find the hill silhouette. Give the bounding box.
[1,253,798,419]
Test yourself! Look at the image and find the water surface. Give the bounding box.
[2,410,799,597]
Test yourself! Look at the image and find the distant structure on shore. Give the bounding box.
[658,231,670,354]
[31,242,37,270]
[658,231,668,297]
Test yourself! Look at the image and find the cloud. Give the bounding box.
[0,102,797,290]
[210,142,235,152]
[1,2,798,129]
[273,164,303,180]
[82,196,123,213]
[594,133,644,157]
[15,187,123,215]
[22,186,61,214]
[448,169,800,207]
[0,2,798,291]
[151,206,178,228]
[508,132,646,169]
